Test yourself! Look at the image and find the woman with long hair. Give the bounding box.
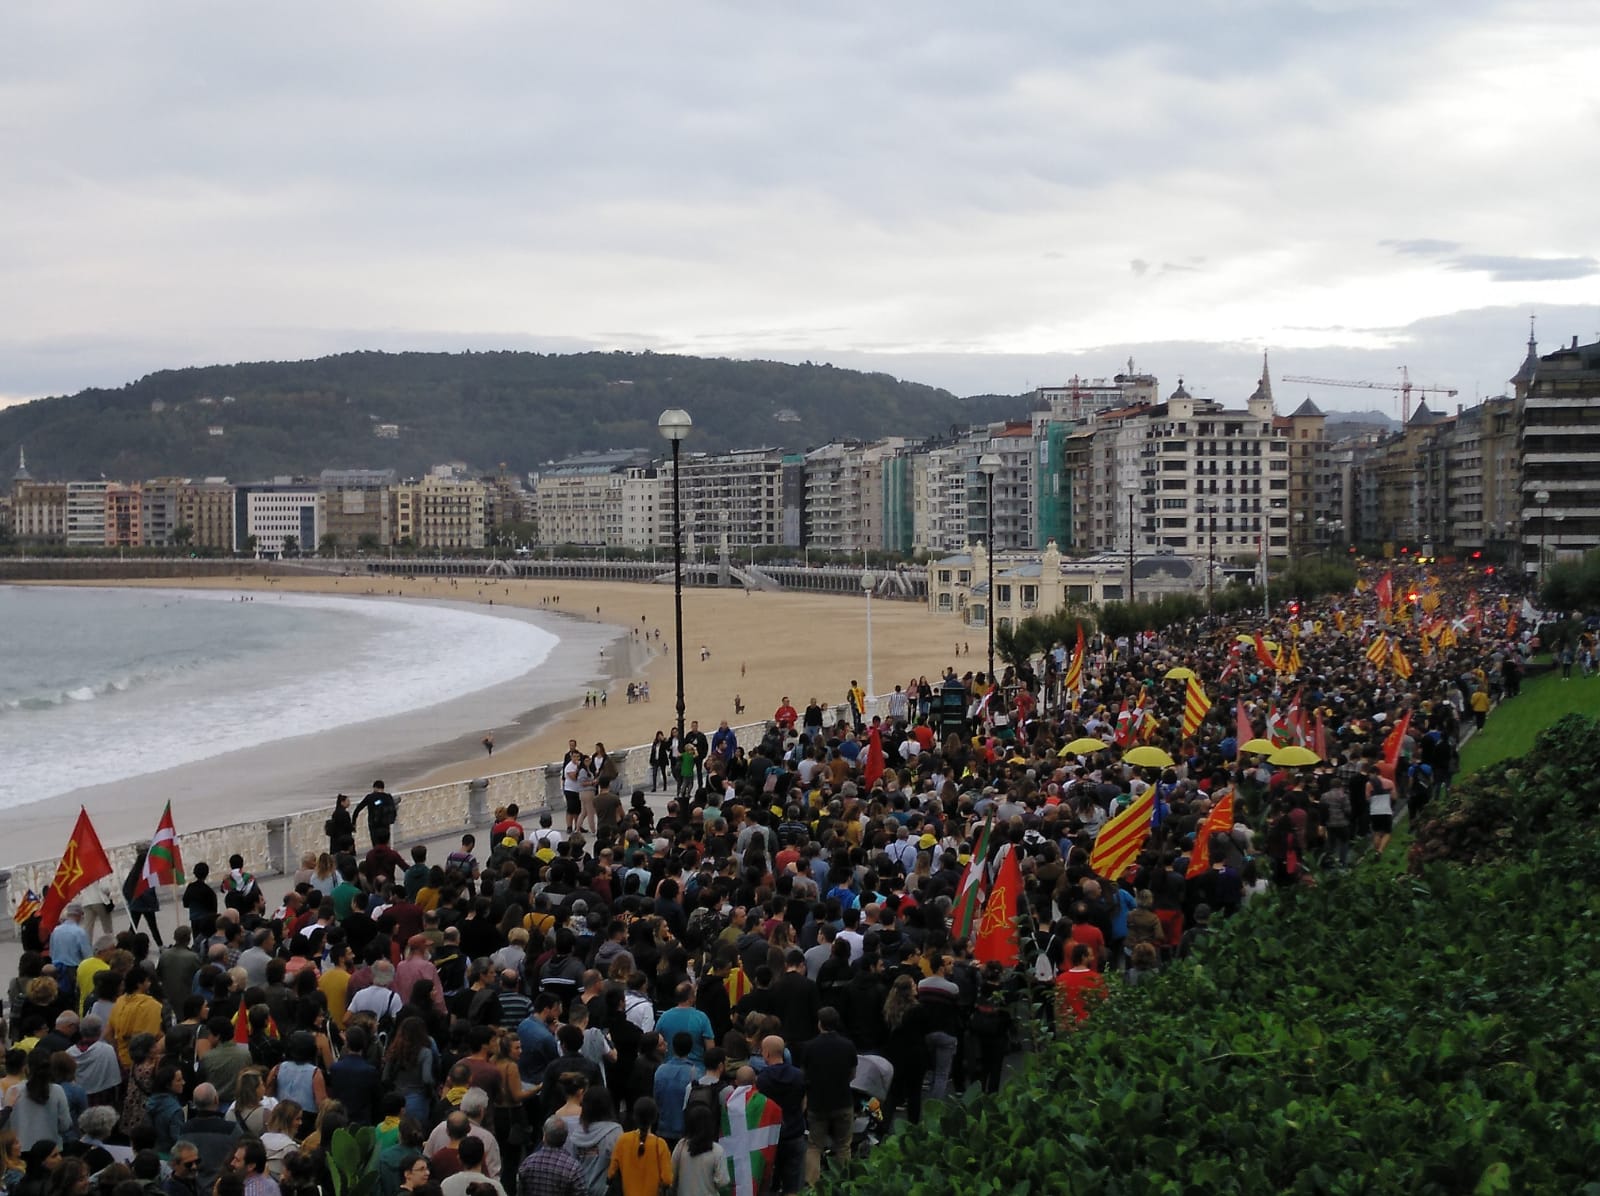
[881,975,928,1128]
[669,1102,728,1196]
[578,749,601,834]
[568,1085,623,1196]
[489,1031,540,1171]
[312,853,339,899]
[228,1068,269,1137]
[649,732,671,793]
[118,1034,161,1138]
[9,1051,69,1150]
[326,794,354,854]
[608,1096,673,1196]
[259,1100,303,1177]
[381,1018,437,1124]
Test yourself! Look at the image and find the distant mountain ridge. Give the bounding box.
[0,350,1028,481]
[1325,407,1399,428]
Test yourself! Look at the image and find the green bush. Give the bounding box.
[818,716,1600,1196]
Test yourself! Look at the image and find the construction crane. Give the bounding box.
[1281,367,1458,426]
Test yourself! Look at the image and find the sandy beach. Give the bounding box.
[6,574,953,864]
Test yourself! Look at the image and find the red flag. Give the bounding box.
[1375,572,1394,609]
[1114,700,1132,747]
[234,996,251,1045]
[1383,709,1412,774]
[38,808,114,938]
[1186,789,1236,879]
[1253,633,1277,671]
[1235,700,1252,746]
[132,802,184,898]
[973,845,1023,966]
[862,726,885,791]
[952,815,994,941]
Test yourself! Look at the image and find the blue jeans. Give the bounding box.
[925,1031,957,1098]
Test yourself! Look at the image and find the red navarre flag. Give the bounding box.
[862,726,885,791]
[973,845,1023,966]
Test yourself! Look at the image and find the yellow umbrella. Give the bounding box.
[1163,666,1196,681]
[1239,738,1276,755]
[1234,634,1279,651]
[1268,745,1322,767]
[1124,745,1175,769]
[1060,737,1108,756]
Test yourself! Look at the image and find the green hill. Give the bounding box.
[0,351,1025,481]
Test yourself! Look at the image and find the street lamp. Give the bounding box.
[1203,499,1217,608]
[861,569,875,721]
[658,407,693,743]
[1535,488,1551,583]
[978,451,1003,689]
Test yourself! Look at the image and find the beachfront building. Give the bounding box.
[10,470,67,546]
[926,540,1206,629]
[1520,334,1600,573]
[964,422,1035,553]
[104,482,144,548]
[236,480,323,557]
[319,469,396,551]
[65,481,110,547]
[619,466,659,552]
[140,479,183,548]
[654,447,801,556]
[803,439,914,555]
[534,449,647,548]
[482,469,531,535]
[177,480,238,553]
[393,470,487,551]
[912,443,968,556]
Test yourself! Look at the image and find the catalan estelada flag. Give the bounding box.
[12,890,42,925]
[1089,788,1156,879]
[1181,676,1211,738]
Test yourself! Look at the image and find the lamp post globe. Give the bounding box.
[658,408,693,742]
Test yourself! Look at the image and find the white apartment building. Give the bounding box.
[620,467,659,551]
[964,424,1035,552]
[65,481,110,546]
[1520,334,1600,570]
[239,482,322,556]
[912,445,967,555]
[534,451,643,546]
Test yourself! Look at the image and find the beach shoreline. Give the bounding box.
[3,575,949,866]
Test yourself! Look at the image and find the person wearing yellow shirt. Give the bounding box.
[318,943,354,1029]
[107,970,164,1067]
[76,937,115,1015]
[608,1096,673,1196]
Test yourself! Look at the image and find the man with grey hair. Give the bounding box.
[179,1082,240,1188]
[236,929,275,988]
[68,1015,122,1101]
[165,1141,203,1196]
[515,1118,582,1196]
[157,924,202,1002]
[47,903,93,1001]
[424,1088,501,1179]
[346,960,402,1022]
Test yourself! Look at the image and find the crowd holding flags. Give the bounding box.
[1185,788,1236,879]
[1062,624,1086,695]
[25,803,186,935]
[952,814,994,940]
[1088,787,1157,879]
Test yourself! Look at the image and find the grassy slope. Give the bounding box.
[1457,660,1599,777]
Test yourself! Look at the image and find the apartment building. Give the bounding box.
[534,450,644,546]
[65,481,110,546]
[1520,334,1600,571]
[393,471,487,550]
[320,469,396,549]
[177,480,238,552]
[140,480,182,548]
[912,443,967,556]
[10,455,67,545]
[964,423,1035,552]
[656,447,800,554]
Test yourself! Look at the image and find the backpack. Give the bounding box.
[1033,935,1058,983]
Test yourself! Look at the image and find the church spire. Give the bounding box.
[1511,315,1539,398]
[12,445,29,483]
[1249,350,1274,406]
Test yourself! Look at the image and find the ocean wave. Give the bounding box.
[2,672,152,713]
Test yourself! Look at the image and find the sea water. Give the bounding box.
[0,586,557,808]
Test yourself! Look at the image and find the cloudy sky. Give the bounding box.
[2,1,1597,412]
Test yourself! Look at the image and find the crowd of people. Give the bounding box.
[0,561,1548,1196]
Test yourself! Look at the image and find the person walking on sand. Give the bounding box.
[482,735,495,756]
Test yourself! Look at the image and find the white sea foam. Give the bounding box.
[0,588,559,808]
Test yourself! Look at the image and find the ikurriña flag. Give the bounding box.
[719,1084,784,1196]
[132,802,184,897]
[952,815,994,941]
[1089,788,1156,880]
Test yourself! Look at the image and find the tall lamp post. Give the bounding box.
[1203,499,1217,608]
[978,452,1002,689]
[658,408,693,743]
[861,569,875,721]
[1535,488,1551,584]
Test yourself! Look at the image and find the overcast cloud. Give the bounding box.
[1,0,1597,409]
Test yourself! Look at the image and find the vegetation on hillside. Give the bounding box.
[0,350,1025,482]
[1540,547,1600,614]
[819,715,1600,1195]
